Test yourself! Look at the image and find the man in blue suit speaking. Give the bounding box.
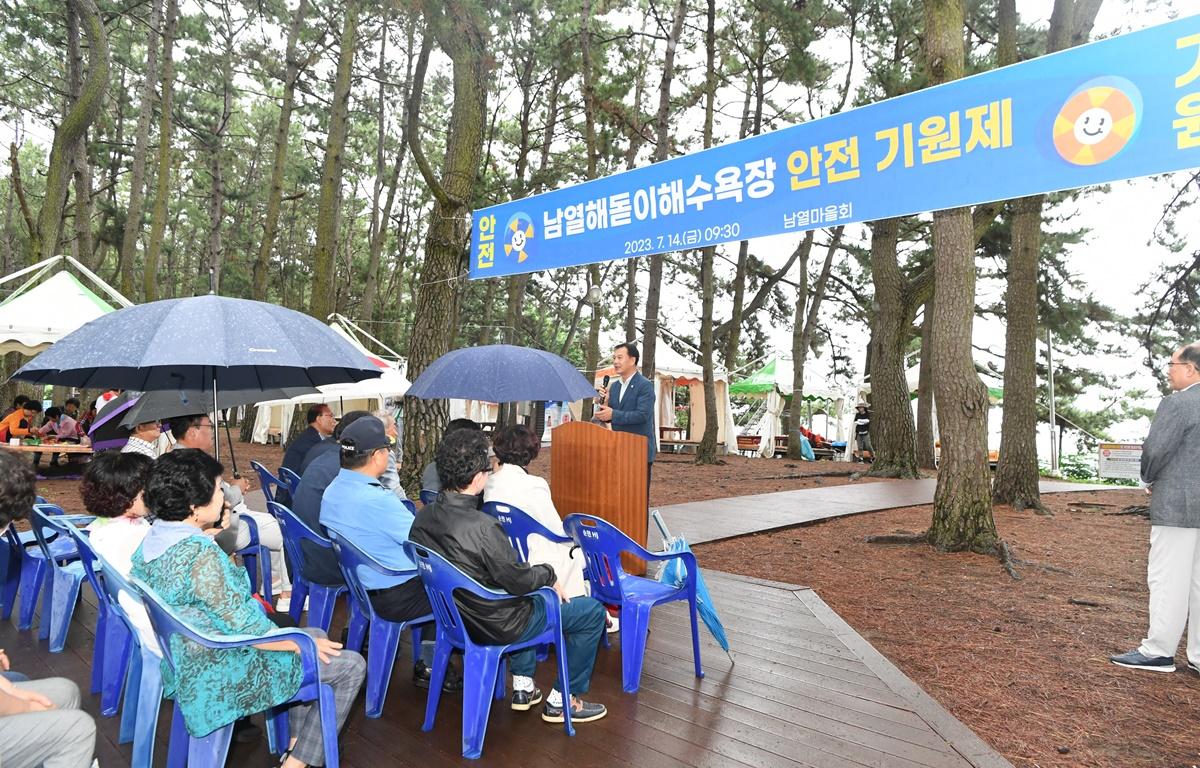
[594,342,656,527]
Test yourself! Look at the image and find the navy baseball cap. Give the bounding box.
[338,418,390,455]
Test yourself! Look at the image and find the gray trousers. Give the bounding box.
[286,629,366,767]
[0,678,96,768]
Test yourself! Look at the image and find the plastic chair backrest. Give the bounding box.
[400,498,417,515]
[250,461,287,504]
[480,502,569,563]
[54,520,105,606]
[327,531,418,624]
[419,490,437,506]
[562,514,654,605]
[30,504,87,563]
[279,467,302,496]
[403,543,510,650]
[266,500,333,583]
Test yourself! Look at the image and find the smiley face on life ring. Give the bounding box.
[1053,77,1141,166]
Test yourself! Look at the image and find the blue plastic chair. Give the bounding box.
[419,489,437,506]
[328,531,431,718]
[3,504,75,629]
[265,501,346,629]
[91,549,164,768]
[562,513,704,693]
[235,512,273,605]
[481,501,609,652]
[132,577,344,768]
[279,466,302,496]
[249,460,289,504]
[50,518,129,714]
[403,542,574,759]
[29,505,92,652]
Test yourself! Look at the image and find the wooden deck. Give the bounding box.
[657,478,1110,545]
[1,570,1011,768]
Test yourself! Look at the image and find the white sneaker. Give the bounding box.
[276,595,306,613]
[606,614,619,634]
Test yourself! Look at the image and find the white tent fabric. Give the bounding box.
[251,319,410,443]
[594,337,738,454]
[0,271,120,355]
[755,390,786,458]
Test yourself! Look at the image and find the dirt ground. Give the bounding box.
[697,489,1200,768]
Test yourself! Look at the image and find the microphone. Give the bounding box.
[600,374,610,405]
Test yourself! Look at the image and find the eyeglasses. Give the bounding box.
[197,421,215,430]
[1167,361,1194,369]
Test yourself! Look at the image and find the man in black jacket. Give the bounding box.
[410,428,607,723]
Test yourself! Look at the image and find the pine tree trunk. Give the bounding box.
[582,266,602,422]
[641,0,687,377]
[695,0,720,464]
[926,0,998,554]
[143,0,175,300]
[916,294,938,469]
[253,0,307,302]
[116,0,161,300]
[866,218,920,477]
[309,0,358,320]
[993,195,1045,510]
[66,3,94,270]
[399,1,490,494]
[30,0,108,264]
[624,261,638,342]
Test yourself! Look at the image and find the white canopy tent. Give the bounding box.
[592,337,738,454]
[0,256,133,355]
[251,317,411,442]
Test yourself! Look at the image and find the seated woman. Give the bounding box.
[131,449,364,768]
[80,451,159,652]
[483,425,586,599]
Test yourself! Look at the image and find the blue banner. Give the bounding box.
[469,15,1200,279]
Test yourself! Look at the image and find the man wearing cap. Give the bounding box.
[320,418,462,693]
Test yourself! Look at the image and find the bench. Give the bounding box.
[736,435,761,456]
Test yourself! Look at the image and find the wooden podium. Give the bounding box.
[548,421,648,575]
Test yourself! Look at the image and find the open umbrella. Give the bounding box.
[652,510,734,664]
[406,344,596,403]
[117,385,317,428]
[12,295,381,461]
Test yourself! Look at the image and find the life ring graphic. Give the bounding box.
[1053,77,1141,166]
[504,213,535,263]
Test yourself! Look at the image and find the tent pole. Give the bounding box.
[212,373,220,462]
[0,255,61,286]
[64,256,135,307]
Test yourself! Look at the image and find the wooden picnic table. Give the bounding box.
[3,442,94,455]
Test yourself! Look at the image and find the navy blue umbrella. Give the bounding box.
[12,295,382,391]
[406,344,596,403]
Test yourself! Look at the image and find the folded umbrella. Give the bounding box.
[406,344,596,403]
[652,510,734,664]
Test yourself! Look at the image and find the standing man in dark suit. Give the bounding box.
[1111,342,1200,673]
[594,342,656,529]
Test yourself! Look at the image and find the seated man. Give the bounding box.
[419,418,481,495]
[167,414,292,608]
[410,429,608,723]
[0,450,97,766]
[291,411,371,586]
[321,418,461,692]
[122,420,164,458]
[0,400,40,443]
[282,404,335,475]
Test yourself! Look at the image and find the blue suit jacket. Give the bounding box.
[608,372,657,462]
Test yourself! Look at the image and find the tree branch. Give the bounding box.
[404,17,450,208]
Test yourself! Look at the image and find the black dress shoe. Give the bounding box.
[232,716,261,743]
[413,661,464,694]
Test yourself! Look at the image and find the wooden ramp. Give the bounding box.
[657,478,1110,545]
[1,571,1011,768]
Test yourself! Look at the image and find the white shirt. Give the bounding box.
[617,372,635,405]
[85,517,160,654]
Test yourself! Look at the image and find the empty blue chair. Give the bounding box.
[328,532,431,718]
[266,501,346,629]
[563,513,704,693]
[53,520,130,713]
[419,489,437,506]
[403,542,574,759]
[29,505,92,652]
[4,505,76,629]
[236,512,273,604]
[132,577,344,768]
[249,460,289,504]
[279,466,302,496]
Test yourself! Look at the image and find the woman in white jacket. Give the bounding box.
[483,425,587,599]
